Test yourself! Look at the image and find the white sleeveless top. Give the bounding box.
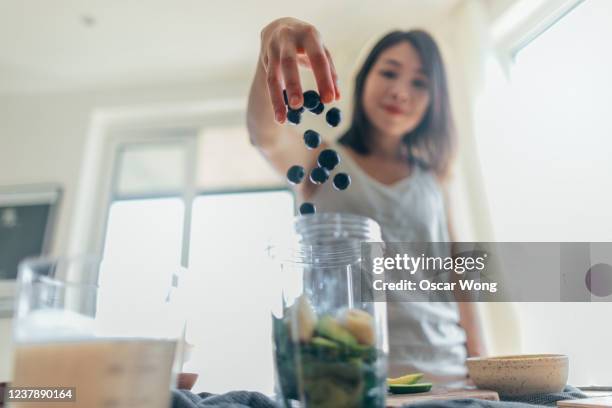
[308,141,468,381]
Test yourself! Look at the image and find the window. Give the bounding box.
[99,124,293,393]
[480,0,612,242]
[185,191,294,393]
[477,0,612,386]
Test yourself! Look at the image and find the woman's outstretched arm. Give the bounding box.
[247,17,340,197]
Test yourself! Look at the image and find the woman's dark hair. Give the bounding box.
[338,30,456,180]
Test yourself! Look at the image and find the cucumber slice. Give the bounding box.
[388,382,433,394]
[310,336,338,349]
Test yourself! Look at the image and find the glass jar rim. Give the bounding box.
[268,212,383,266]
[18,255,101,289]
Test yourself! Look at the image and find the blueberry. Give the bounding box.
[325,107,342,127]
[309,102,324,115]
[317,149,340,171]
[309,166,330,184]
[333,173,351,190]
[286,165,305,184]
[303,130,321,150]
[303,90,321,110]
[287,108,302,125]
[299,202,316,215]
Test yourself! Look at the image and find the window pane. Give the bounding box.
[116,143,187,197]
[102,198,184,261]
[514,302,612,386]
[99,198,184,336]
[481,0,612,242]
[196,126,282,190]
[185,190,294,394]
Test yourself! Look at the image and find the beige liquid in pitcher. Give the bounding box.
[9,338,177,408]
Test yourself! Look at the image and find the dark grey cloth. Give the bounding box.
[403,386,587,408]
[405,401,539,408]
[171,385,586,408]
[171,390,277,408]
[503,386,586,406]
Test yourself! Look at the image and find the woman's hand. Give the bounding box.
[259,18,340,123]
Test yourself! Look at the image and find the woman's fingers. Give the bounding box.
[296,54,312,69]
[324,47,341,100]
[279,43,303,109]
[264,46,287,123]
[302,31,335,104]
[260,19,340,123]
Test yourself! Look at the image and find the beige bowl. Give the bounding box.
[466,354,568,396]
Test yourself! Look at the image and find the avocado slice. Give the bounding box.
[387,373,424,385]
[315,315,358,347]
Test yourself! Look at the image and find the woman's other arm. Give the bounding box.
[457,302,487,357]
[441,182,488,357]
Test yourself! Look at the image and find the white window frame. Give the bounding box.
[490,0,585,74]
[102,131,197,268]
[69,99,246,279]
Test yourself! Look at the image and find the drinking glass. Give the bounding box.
[8,256,186,408]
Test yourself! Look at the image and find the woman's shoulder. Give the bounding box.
[413,161,448,197]
[333,139,437,190]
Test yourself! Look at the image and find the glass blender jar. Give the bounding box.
[270,213,388,408]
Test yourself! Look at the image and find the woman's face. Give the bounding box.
[362,41,431,143]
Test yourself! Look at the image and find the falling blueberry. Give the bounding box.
[317,149,340,171]
[310,167,330,184]
[309,102,324,115]
[286,165,305,184]
[303,130,321,149]
[333,173,351,190]
[299,202,316,215]
[326,107,342,127]
[303,90,321,110]
[287,109,302,125]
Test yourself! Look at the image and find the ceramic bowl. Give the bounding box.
[466,354,568,396]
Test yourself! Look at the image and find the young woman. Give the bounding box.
[247,17,486,382]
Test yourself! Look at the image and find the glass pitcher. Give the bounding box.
[270,213,388,408]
